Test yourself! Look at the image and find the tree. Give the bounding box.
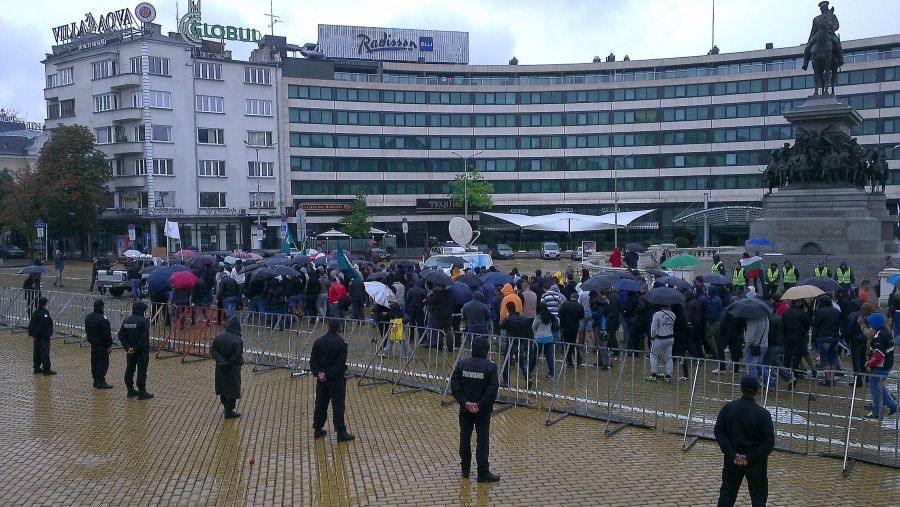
[4,125,111,247]
[449,166,494,216]
[338,188,372,238]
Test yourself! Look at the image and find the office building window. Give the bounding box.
[93,93,119,112]
[130,56,170,76]
[248,161,275,178]
[245,99,272,116]
[109,158,125,177]
[132,90,172,109]
[199,192,227,208]
[244,67,271,84]
[247,131,273,147]
[249,192,275,208]
[194,61,222,80]
[197,128,225,145]
[199,160,226,177]
[152,159,174,176]
[134,125,172,142]
[92,59,117,79]
[195,95,224,113]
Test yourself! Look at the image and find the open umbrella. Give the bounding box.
[423,269,452,286]
[456,272,484,288]
[625,243,646,253]
[192,255,216,268]
[123,249,143,259]
[781,284,825,300]
[726,298,773,319]
[747,237,772,246]
[169,271,198,290]
[392,259,416,269]
[479,271,513,287]
[246,253,263,260]
[147,265,188,293]
[613,278,641,292]
[265,257,291,267]
[140,265,160,275]
[661,255,700,269]
[656,276,693,291]
[581,274,617,292]
[889,274,900,285]
[271,265,300,278]
[173,249,197,259]
[239,263,261,274]
[364,281,394,307]
[224,256,239,265]
[17,265,47,275]
[251,268,277,281]
[646,268,669,278]
[289,255,311,266]
[703,273,730,285]
[449,282,473,305]
[799,277,841,293]
[367,272,389,282]
[642,287,684,305]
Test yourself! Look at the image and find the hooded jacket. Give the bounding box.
[119,302,150,354]
[211,318,244,399]
[462,292,492,332]
[85,300,112,348]
[499,283,523,321]
[450,338,499,413]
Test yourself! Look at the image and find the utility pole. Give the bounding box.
[602,152,633,250]
[452,150,483,221]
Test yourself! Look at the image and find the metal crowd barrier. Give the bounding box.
[241,311,301,373]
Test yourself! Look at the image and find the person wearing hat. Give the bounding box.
[762,263,781,300]
[310,319,355,442]
[710,254,725,276]
[450,336,500,483]
[863,313,898,419]
[714,375,775,507]
[85,299,113,389]
[118,301,154,400]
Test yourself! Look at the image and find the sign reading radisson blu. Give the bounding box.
[318,24,468,64]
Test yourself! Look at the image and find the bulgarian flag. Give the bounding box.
[740,255,763,279]
[335,245,362,282]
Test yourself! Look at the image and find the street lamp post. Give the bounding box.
[452,150,483,220]
[244,139,277,250]
[601,152,633,250]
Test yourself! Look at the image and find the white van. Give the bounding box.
[541,242,561,259]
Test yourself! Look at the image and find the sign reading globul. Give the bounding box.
[178,10,261,47]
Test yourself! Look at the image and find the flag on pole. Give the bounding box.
[164,219,180,240]
[335,245,362,281]
[739,255,763,279]
[281,230,295,254]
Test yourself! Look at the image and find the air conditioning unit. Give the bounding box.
[239,208,246,215]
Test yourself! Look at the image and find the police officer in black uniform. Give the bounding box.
[85,299,113,389]
[310,319,354,442]
[28,297,56,375]
[450,336,500,483]
[713,375,775,507]
[118,301,154,400]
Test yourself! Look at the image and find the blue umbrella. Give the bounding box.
[147,265,189,293]
[747,237,772,246]
[449,282,473,305]
[613,278,641,292]
[479,271,513,287]
[17,265,47,275]
[888,274,900,285]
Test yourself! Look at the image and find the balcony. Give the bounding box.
[101,73,141,90]
[102,141,144,155]
[97,107,143,123]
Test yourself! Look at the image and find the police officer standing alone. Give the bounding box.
[310,319,355,442]
[450,336,500,483]
[118,301,154,400]
[85,299,113,389]
[28,297,56,375]
[211,318,244,419]
[714,376,775,507]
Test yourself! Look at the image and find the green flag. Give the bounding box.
[336,245,362,281]
[282,230,295,254]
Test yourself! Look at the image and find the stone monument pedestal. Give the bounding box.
[749,185,895,256]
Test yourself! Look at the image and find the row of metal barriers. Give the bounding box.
[1,286,897,473]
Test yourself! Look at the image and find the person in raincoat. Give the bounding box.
[211,318,244,419]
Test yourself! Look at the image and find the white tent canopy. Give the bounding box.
[482,210,655,232]
[369,227,388,235]
[316,229,350,238]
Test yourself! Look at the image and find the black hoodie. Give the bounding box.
[85,300,112,348]
[119,302,150,353]
[450,337,499,413]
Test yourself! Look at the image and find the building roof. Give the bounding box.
[0,122,43,156]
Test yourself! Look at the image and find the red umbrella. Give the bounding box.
[169,271,198,289]
[173,249,198,259]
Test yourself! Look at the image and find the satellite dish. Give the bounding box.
[449,217,473,247]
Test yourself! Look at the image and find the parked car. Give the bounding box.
[473,243,490,254]
[541,242,561,260]
[0,244,26,258]
[97,255,165,297]
[493,243,515,259]
[571,246,584,261]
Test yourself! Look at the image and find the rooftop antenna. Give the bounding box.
[711,0,715,51]
[265,0,281,37]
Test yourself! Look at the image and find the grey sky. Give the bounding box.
[2,0,899,123]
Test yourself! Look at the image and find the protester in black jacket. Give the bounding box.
[812,296,842,385]
[211,318,244,419]
[310,320,354,442]
[85,299,113,388]
[844,299,867,386]
[118,301,153,400]
[450,337,500,483]
[28,297,55,375]
[558,292,586,366]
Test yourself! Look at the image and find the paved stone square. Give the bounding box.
[1,331,898,506]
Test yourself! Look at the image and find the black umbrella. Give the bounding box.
[423,269,452,286]
[613,278,641,292]
[798,277,841,293]
[252,268,277,281]
[656,276,693,291]
[192,256,216,268]
[265,257,291,267]
[239,263,261,274]
[367,271,389,282]
[646,268,668,278]
[392,259,416,268]
[642,287,685,305]
[271,265,300,278]
[456,272,484,288]
[16,265,47,275]
[581,274,617,292]
[479,271,513,286]
[625,243,646,253]
[726,298,773,319]
[288,255,310,266]
[140,265,160,275]
[703,273,730,285]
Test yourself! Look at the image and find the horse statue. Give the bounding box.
[808,28,840,96]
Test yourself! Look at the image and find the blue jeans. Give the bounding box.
[130,279,141,301]
[529,339,555,377]
[247,295,266,316]
[743,344,767,380]
[893,311,900,339]
[762,345,793,385]
[817,336,839,369]
[869,368,898,417]
[222,296,238,319]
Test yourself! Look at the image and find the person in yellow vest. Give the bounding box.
[710,254,725,275]
[834,261,854,294]
[731,261,746,291]
[782,260,799,291]
[813,260,830,278]
[763,263,781,299]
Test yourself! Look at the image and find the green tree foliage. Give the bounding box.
[449,167,494,214]
[338,188,372,238]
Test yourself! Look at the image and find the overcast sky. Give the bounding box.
[2,0,899,123]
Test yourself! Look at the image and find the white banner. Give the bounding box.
[164,219,180,240]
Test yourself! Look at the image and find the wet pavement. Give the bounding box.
[1,332,898,506]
